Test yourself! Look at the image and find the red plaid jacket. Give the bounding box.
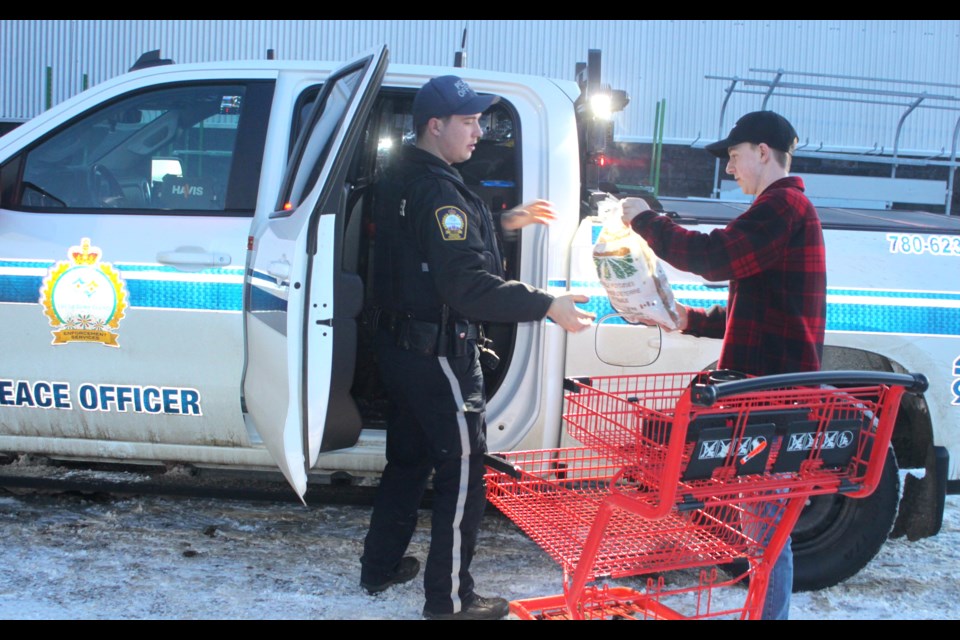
[629,176,826,376]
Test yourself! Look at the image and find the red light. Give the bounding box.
[283,202,293,210]
[596,155,607,167]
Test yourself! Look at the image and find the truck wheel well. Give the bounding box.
[821,345,933,469]
[821,345,941,540]
[704,346,940,542]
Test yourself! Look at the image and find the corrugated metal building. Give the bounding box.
[2,20,959,207]
[2,20,958,153]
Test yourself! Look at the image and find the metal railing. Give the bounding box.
[705,69,960,215]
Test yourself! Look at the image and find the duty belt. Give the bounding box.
[374,309,479,356]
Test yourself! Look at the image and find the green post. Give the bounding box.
[82,73,89,91]
[45,66,53,111]
[652,99,666,197]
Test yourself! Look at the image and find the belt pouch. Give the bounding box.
[398,318,440,356]
[450,320,472,357]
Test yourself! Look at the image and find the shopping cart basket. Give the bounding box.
[485,370,928,620]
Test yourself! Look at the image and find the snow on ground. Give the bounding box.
[0,470,957,620]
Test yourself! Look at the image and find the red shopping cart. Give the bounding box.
[485,370,928,620]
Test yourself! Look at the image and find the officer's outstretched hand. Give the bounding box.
[546,294,595,333]
[621,197,655,227]
[501,199,557,231]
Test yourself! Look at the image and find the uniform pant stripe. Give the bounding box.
[438,355,471,614]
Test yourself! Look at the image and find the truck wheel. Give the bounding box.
[791,447,900,591]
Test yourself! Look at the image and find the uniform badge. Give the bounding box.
[435,206,467,241]
[39,238,129,347]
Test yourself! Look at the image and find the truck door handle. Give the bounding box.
[703,282,729,289]
[157,246,232,269]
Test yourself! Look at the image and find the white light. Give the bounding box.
[590,93,613,121]
[377,137,394,152]
[151,158,182,182]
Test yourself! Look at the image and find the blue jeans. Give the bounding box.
[746,494,793,620]
[761,534,793,620]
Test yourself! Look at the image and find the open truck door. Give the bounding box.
[242,46,388,500]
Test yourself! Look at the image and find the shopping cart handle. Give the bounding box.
[483,453,523,479]
[691,370,929,406]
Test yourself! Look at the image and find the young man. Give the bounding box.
[360,75,594,620]
[620,110,827,619]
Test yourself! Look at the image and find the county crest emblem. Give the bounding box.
[39,238,129,347]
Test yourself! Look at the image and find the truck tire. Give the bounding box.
[790,447,900,591]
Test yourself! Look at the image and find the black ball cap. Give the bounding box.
[412,75,500,127]
[705,110,798,159]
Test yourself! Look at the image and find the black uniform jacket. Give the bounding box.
[372,145,554,325]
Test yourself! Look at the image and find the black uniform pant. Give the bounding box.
[361,328,488,615]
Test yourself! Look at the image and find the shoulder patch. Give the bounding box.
[435,206,468,241]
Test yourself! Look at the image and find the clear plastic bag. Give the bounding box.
[592,195,681,330]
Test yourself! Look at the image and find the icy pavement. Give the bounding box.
[0,478,957,620]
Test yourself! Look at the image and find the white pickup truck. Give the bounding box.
[0,45,957,593]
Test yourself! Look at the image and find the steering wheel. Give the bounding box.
[88,163,126,208]
[139,178,152,207]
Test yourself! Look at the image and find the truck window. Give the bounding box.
[7,81,273,215]
[289,84,323,158]
[277,65,368,213]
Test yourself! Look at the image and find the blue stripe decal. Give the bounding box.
[551,279,960,336]
[0,259,244,275]
[828,303,959,334]
[249,285,287,313]
[248,269,280,286]
[829,288,960,302]
[0,275,44,303]
[3,263,958,334]
[558,279,960,302]
[247,268,288,313]
[0,261,244,311]
[0,260,56,269]
[125,280,243,311]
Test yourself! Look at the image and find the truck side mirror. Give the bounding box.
[594,312,662,367]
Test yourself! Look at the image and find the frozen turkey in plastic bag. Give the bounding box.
[592,195,682,330]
